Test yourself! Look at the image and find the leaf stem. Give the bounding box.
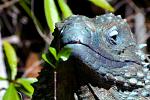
[54,71,57,100]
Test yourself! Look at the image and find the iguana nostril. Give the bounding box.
[117,51,122,55]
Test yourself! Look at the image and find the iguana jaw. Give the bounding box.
[64,40,142,68]
[65,41,147,89]
[63,40,149,89]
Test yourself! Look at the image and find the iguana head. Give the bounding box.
[58,14,141,66]
[56,14,150,90]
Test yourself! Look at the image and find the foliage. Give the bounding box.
[3,41,17,80]
[0,0,114,99]
[16,78,37,97]
[42,47,72,69]
[44,0,114,33]
[57,0,73,18]
[42,0,114,69]
[1,41,37,100]
[3,83,20,100]
[89,0,115,12]
[44,0,60,32]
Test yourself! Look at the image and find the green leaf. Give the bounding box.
[0,76,6,80]
[3,41,17,80]
[49,47,58,61]
[19,0,32,19]
[58,0,73,18]
[44,0,60,32]
[58,47,71,61]
[3,83,20,100]
[42,53,55,69]
[22,78,38,83]
[89,0,115,12]
[16,78,37,97]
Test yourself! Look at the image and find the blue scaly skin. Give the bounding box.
[55,14,150,99]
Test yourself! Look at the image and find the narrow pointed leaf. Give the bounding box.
[16,78,37,97]
[49,47,58,61]
[3,41,17,80]
[58,47,71,61]
[19,0,32,19]
[44,0,60,32]
[3,83,20,100]
[42,53,55,68]
[58,0,73,18]
[22,78,38,83]
[89,0,115,12]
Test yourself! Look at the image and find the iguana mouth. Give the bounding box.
[64,40,142,67]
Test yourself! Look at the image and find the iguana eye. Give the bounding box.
[108,30,118,45]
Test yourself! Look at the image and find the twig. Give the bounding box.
[31,0,53,45]
[1,14,14,34]
[114,1,126,10]
[126,0,141,13]
[134,12,146,44]
[2,35,20,44]
[0,0,18,12]
[54,71,57,100]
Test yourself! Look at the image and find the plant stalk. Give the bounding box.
[54,71,57,100]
